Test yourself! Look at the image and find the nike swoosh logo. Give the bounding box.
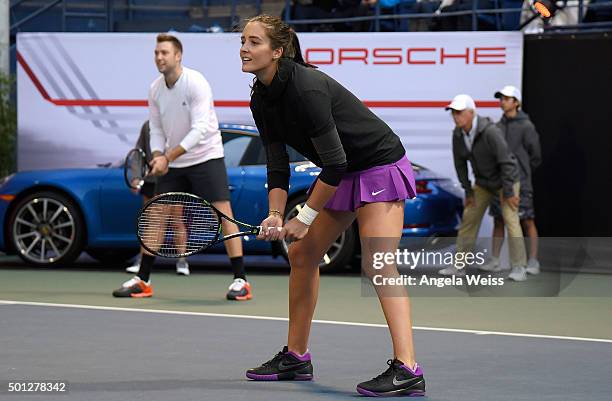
[392,376,421,386]
[277,360,308,372]
[371,189,386,196]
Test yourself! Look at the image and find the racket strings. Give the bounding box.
[137,193,220,257]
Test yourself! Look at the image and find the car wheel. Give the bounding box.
[8,191,85,266]
[280,194,357,273]
[86,249,140,265]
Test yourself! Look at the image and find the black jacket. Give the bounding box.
[250,59,404,191]
[453,115,519,198]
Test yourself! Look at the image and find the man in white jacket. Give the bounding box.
[113,33,252,301]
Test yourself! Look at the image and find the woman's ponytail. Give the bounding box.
[288,28,316,68]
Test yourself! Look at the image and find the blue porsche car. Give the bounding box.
[0,124,463,272]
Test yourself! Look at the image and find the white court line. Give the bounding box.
[1,299,611,344]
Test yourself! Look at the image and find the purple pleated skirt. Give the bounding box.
[309,155,417,212]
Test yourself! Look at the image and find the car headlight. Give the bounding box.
[0,174,14,187]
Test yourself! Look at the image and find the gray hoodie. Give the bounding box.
[453,115,519,198]
[496,110,541,193]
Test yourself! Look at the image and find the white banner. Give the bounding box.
[17,32,522,179]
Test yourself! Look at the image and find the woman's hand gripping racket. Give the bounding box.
[123,148,150,191]
[136,192,279,258]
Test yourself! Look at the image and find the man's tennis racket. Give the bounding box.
[137,192,264,258]
[123,148,150,190]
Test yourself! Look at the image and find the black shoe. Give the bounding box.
[246,346,313,381]
[356,359,425,397]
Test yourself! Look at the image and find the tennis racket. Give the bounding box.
[137,192,265,258]
[123,148,150,190]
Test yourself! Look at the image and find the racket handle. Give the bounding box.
[255,226,283,234]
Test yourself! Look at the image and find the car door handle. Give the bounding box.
[228,185,235,192]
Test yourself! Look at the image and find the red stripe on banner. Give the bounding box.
[52,99,149,106]
[16,51,52,101]
[17,52,498,109]
[214,100,251,107]
[363,100,499,108]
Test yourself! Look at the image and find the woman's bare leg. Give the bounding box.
[357,201,416,367]
[286,208,356,354]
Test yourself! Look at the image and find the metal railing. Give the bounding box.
[282,0,612,32]
[9,0,612,33]
[61,0,112,31]
[9,0,263,33]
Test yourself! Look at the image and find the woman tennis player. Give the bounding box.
[240,15,425,397]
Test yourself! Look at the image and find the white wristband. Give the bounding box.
[296,204,319,226]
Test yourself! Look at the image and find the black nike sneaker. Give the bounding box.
[246,346,313,381]
[356,359,425,397]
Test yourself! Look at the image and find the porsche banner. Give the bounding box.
[17,31,522,178]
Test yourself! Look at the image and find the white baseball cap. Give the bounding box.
[445,94,476,111]
[494,85,522,103]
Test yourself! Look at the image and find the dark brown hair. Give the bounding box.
[156,33,183,54]
[245,15,314,67]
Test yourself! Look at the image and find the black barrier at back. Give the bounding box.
[523,32,612,236]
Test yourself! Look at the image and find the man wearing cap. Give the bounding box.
[439,94,529,281]
[479,86,542,274]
